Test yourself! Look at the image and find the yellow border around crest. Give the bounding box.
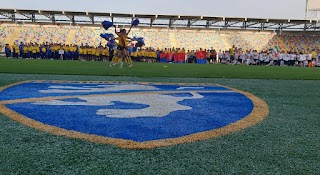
[0,80,269,149]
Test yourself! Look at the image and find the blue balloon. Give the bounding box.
[107,39,116,48]
[133,37,145,47]
[132,19,140,26]
[100,33,114,41]
[102,21,114,30]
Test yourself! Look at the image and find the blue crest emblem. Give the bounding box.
[0,81,268,149]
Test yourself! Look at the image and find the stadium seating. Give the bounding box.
[1,24,319,52]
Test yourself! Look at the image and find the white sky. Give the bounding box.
[1,0,308,19]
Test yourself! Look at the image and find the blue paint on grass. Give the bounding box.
[6,92,253,142]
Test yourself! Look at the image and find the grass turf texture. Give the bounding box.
[0,58,320,80]
[0,59,319,174]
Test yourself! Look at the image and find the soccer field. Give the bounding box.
[0,58,319,174]
[0,58,319,80]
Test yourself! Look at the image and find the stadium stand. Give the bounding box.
[1,23,319,66]
[1,24,319,52]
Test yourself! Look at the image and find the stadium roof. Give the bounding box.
[0,9,319,31]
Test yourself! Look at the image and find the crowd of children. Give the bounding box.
[3,42,320,67]
[216,46,320,67]
[3,42,158,62]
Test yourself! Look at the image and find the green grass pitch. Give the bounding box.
[0,58,319,174]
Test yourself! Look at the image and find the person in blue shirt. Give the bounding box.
[5,44,11,58]
[19,42,24,58]
[46,45,52,59]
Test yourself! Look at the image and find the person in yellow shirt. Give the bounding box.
[87,47,93,61]
[13,43,19,58]
[152,51,157,59]
[83,46,88,60]
[27,44,33,59]
[31,44,37,59]
[131,50,138,62]
[36,45,40,59]
[100,47,106,61]
[150,50,156,62]
[41,45,47,59]
[23,44,28,58]
[230,45,235,61]
[311,49,316,61]
[79,46,83,60]
[95,47,101,61]
[140,49,146,62]
[92,47,96,61]
[50,45,56,59]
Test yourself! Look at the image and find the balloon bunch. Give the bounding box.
[101,19,145,47]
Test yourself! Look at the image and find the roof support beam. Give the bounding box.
[243,21,247,29]
[88,14,94,24]
[71,15,75,24]
[31,13,35,22]
[169,18,176,27]
[224,21,228,28]
[11,13,15,22]
[260,22,265,30]
[42,14,55,23]
[150,17,156,26]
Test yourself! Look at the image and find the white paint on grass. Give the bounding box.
[33,92,203,118]
[39,84,159,94]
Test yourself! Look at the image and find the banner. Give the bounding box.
[196,51,207,64]
[160,53,167,59]
[167,52,173,61]
[174,53,186,63]
[160,53,168,63]
[196,51,207,59]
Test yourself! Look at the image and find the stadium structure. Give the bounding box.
[0,6,320,51]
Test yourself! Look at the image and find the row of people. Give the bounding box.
[3,42,320,67]
[3,42,158,61]
[217,50,320,67]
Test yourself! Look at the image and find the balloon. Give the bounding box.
[132,36,145,47]
[100,33,114,41]
[102,21,114,30]
[135,42,145,47]
[132,19,140,26]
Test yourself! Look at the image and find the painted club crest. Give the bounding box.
[0,81,269,149]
